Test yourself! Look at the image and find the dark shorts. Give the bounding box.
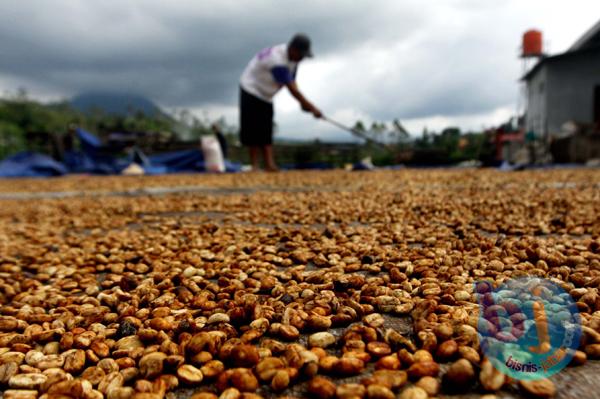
[239,87,273,146]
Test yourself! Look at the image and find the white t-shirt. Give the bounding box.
[240,43,298,103]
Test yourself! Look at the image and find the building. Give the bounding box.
[523,20,600,141]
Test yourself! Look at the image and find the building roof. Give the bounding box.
[569,19,600,52]
[522,18,600,81]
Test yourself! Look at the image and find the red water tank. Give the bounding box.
[522,30,543,57]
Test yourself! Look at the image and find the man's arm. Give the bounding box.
[286,81,322,118]
[271,66,322,118]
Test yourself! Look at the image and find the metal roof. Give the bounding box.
[522,18,600,81]
[569,18,600,52]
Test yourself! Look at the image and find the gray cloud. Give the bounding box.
[0,0,599,138]
[0,1,423,104]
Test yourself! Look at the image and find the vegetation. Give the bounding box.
[351,120,495,166]
[0,92,496,166]
[0,91,233,159]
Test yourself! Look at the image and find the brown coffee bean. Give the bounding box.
[255,357,284,382]
[0,362,18,384]
[91,341,110,358]
[219,388,241,399]
[454,290,471,301]
[115,336,144,352]
[370,369,408,390]
[519,378,556,398]
[407,360,440,379]
[345,340,366,352]
[278,325,300,341]
[98,358,120,374]
[433,323,454,340]
[131,393,162,399]
[435,339,458,360]
[3,390,39,399]
[86,349,100,364]
[308,376,337,399]
[398,386,428,399]
[367,342,392,357]
[120,367,139,383]
[40,370,70,393]
[270,369,289,392]
[333,356,364,376]
[458,345,481,365]
[42,342,59,356]
[415,376,439,396]
[73,332,95,349]
[397,349,414,366]
[336,383,366,399]
[139,352,167,379]
[343,350,371,363]
[443,358,475,389]
[569,350,587,366]
[64,349,86,373]
[0,318,19,332]
[585,343,600,359]
[47,380,92,398]
[149,317,173,331]
[308,332,336,348]
[98,371,124,395]
[82,366,106,386]
[480,358,505,391]
[134,380,153,392]
[37,354,65,370]
[318,355,339,373]
[190,393,218,399]
[152,376,169,397]
[201,360,225,379]
[2,352,26,365]
[375,354,401,370]
[230,345,260,367]
[107,387,135,399]
[165,355,185,369]
[8,373,47,389]
[363,313,385,328]
[366,384,394,399]
[187,332,226,356]
[412,350,433,363]
[306,314,332,331]
[229,368,258,392]
[177,364,204,385]
[191,351,213,366]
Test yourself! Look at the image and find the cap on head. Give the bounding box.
[289,33,313,58]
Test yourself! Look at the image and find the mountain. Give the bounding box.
[71,92,163,116]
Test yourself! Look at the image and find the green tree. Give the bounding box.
[0,121,25,159]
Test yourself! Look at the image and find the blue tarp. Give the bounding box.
[67,128,205,175]
[66,128,129,174]
[148,149,204,173]
[0,128,242,177]
[281,162,333,170]
[223,160,242,173]
[78,128,103,150]
[0,152,68,177]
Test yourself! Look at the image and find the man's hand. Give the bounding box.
[301,101,322,118]
[287,82,322,119]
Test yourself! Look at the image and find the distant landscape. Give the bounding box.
[0,90,498,167]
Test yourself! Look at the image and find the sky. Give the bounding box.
[0,1,599,141]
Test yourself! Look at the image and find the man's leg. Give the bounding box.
[249,146,260,170]
[263,145,278,171]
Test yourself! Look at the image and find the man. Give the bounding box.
[240,33,322,171]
